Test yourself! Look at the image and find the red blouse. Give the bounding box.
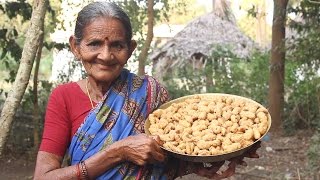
[39,82,96,157]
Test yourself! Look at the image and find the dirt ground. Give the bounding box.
[179,130,319,180]
[0,130,319,180]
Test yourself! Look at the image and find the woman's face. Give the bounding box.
[70,17,136,83]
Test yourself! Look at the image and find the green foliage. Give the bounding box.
[0,1,28,83]
[0,29,22,62]
[0,0,65,153]
[163,65,205,98]
[283,0,320,136]
[8,79,53,153]
[283,61,320,134]
[287,0,320,66]
[21,80,53,113]
[164,42,318,137]
[0,0,64,84]
[288,0,320,33]
[160,0,206,24]
[1,0,32,21]
[236,0,272,46]
[163,48,269,107]
[56,60,86,84]
[281,0,320,170]
[117,0,169,64]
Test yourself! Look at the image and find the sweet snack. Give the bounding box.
[148,94,270,156]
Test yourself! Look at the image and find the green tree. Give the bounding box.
[268,0,288,132]
[286,0,320,170]
[120,0,169,75]
[0,0,63,155]
[0,1,31,83]
[137,0,154,75]
[283,0,320,133]
[0,0,48,156]
[164,49,269,105]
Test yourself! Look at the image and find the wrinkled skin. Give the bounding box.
[34,134,166,179]
[118,134,166,165]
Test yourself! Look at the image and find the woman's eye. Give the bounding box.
[111,42,125,51]
[88,41,101,47]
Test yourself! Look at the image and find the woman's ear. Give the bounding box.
[69,35,81,60]
[128,40,137,57]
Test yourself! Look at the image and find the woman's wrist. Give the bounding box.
[110,140,128,162]
[75,163,81,180]
[82,142,125,179]
[80,161,90,179]
[75,161,90,180]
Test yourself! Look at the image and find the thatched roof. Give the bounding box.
[150,12,259,79]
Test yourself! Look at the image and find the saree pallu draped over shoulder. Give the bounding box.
[68,69,174,180]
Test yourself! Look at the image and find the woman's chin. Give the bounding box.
[90,74,120,83]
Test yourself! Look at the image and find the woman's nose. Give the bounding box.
[98,46,113,61]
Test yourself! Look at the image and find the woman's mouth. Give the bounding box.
[96,63,117,70]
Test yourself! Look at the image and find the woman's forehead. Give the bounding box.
[83,17,126,40]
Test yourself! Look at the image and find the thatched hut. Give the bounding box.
[149,12,260,81]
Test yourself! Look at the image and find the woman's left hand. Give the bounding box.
[191,161,228,179]
[177,141,261,179]
[177,161,231,179]
[221,141,261,177]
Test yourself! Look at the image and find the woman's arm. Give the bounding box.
[34,134,165,180]
[34,152,76,180]
[34,142,123,180]
[86,134,165,178]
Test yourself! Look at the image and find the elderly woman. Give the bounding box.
[34,2,259,180]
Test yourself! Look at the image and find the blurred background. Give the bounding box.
[0,0,319,179]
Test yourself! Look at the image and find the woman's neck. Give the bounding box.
[86,77,111,102]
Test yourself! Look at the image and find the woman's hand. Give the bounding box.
[117,134,166,165]
[177,161,229,179]
[225,141,261,174]
[177,141,261,179]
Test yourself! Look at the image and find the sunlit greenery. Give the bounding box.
[236,0,272,47]
[0,0,319,172]
[163,49,269,106]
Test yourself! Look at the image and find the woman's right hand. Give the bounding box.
[117,134,166,165]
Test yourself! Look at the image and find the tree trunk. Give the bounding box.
[268,0,288,132]
[137,0,154,76]
[0,0,48,156]
[32,24,45,152]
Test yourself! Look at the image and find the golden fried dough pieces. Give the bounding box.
[148,95,270,156]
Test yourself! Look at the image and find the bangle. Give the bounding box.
[76,163,81,180]
[80,161,90,180]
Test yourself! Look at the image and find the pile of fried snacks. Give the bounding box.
[148,95,269,156]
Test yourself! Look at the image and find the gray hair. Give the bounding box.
[74,1,132,45]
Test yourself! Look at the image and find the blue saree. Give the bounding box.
[68,69,174,180]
